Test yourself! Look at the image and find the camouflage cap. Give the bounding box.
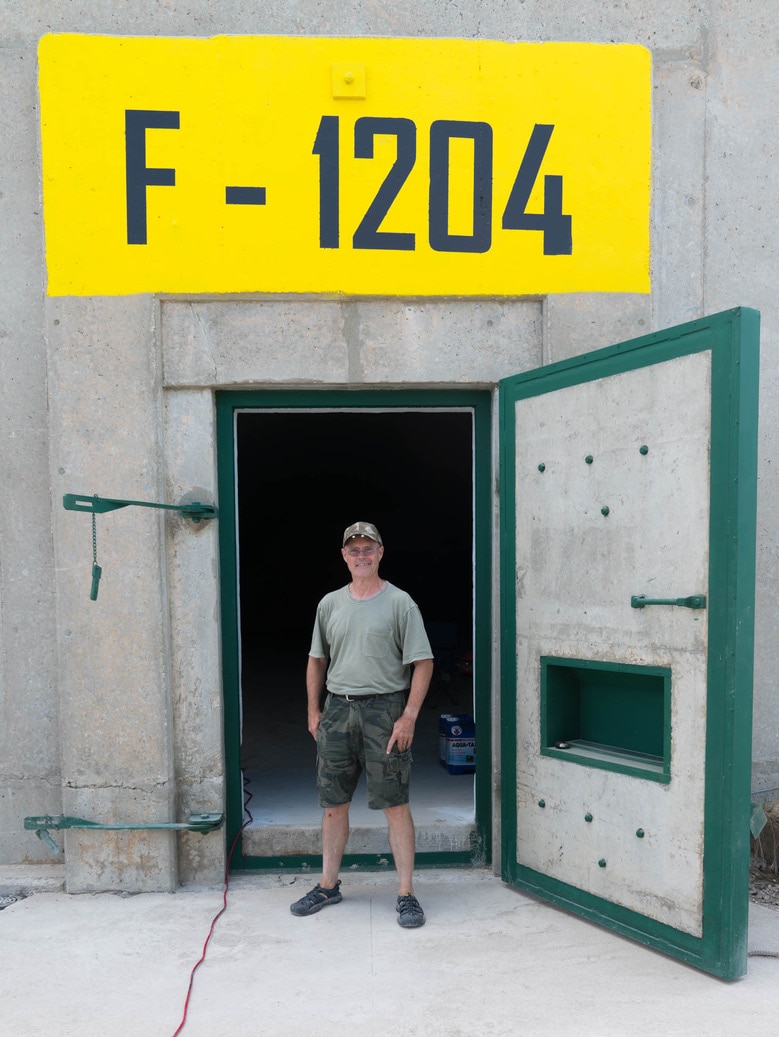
[342,521,383,546]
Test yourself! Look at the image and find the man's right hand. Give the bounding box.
[306,656,328,740]
[308,710,322,740]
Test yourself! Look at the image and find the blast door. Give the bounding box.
[499,308,759,978]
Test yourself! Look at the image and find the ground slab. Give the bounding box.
[1,869,778,1037]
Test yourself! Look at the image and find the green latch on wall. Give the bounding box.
[63,494,217,522]
[25,813,224,855]
[631,594,707,610]
[63,493,218,600]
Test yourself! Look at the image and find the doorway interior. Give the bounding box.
[219,392,492,866]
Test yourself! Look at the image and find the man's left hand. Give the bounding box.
[387,712,417,754]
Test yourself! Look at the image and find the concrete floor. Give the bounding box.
[1,868,778,1037]
[241,660,477,856]
[7,661,772,1036]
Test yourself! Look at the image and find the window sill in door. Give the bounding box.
[541,740,670,784]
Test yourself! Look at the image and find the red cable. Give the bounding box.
[171,783,253,1036]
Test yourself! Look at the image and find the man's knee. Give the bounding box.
[323,802,351,819]
[384,801,413,824]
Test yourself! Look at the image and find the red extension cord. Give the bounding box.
[171,783,253,1036]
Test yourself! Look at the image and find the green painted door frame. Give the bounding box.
[499,308,760,978]
[216,388,493,871]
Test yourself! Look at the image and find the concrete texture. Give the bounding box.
[161,299,543,387]
[512,352,712,935]
[163,388,225,885]
[0,871,778,1037]
[0,0,778,892]
[0,40,59,868]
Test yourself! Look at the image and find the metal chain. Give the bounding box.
[89,497,102,601]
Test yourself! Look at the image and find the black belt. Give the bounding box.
[335,691,404,702]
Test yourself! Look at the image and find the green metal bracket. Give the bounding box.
[24,813,224,855]
[64,493,217,600]
[631,594,707,610]
[63,494,217,523]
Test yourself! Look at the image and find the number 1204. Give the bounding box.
[312,116,573,256]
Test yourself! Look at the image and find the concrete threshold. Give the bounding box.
[242,819,476,856]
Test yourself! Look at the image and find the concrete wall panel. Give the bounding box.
[163,388,225,883]
[1,2,705,50]
[162,299,543,388]
[47,296,176,892]
[543,294,651,364]
[703,2,779,791]
[162,301,351,387]
[0,43,59,867]
[651,60,707,330]
[342,301,542,384]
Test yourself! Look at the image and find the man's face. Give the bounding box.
[342,536,384,579]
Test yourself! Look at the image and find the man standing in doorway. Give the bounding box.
[290,521,434,927]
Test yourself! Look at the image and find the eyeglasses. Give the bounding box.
[345,545,380,557]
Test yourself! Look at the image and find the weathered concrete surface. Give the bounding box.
[161,299,543,387]
[0,1,777,890]
[702,2,779,799]
[0,872,777,1037]
[163,388,225,884]
[0,1,710,50]
[513,352,713,935]
[0,42,59,869]
[46,296,176,892]
[242,821,476,858]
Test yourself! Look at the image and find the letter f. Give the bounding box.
[125,109,180,245]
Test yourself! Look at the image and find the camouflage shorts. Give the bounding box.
[316,691,412,810]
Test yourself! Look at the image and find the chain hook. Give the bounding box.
[89,497,102,600]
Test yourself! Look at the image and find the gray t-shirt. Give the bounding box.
[309,581,433,696]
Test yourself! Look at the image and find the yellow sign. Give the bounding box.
[38,35,651,297]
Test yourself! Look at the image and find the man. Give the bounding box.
[290,521,434,928]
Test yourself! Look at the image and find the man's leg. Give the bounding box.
[321,802,350,888]
[386,802,425,927]
[290,802,350,916]
[385,801,416,894]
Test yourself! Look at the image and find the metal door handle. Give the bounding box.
[631,594,706,609]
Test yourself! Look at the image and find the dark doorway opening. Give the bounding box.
[235,408,476,856]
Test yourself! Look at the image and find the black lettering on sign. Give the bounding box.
[501,124,572,255]
[312,115,340,248]
[352,117,416,251]
[225,186,267,205]
[312,116,573,256]
[429,120,493,254]
[125,110,180,245]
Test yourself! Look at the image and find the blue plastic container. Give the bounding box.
[439,714,476,774]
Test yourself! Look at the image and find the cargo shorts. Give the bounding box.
[316,690,412,810]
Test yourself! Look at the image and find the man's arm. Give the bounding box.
[306,655,329,740]
[386,657,434,754]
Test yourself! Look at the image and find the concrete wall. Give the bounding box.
[0,1,777,890]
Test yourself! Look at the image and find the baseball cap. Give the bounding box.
[342,521,383,546]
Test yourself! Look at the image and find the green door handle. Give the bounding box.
[631,594,706,609]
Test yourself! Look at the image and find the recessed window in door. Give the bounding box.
[235,409,476,858]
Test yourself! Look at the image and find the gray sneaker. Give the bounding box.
[396,893,425,928]
[290,881,342,916]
